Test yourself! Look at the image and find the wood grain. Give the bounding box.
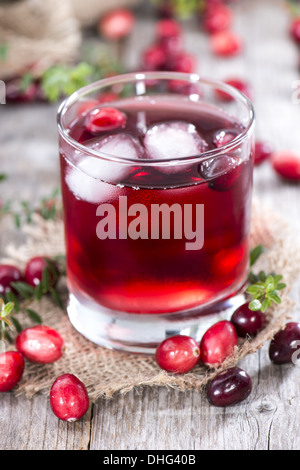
[0,0,300,450]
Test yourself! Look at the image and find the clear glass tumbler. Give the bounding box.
[57,72,255,353]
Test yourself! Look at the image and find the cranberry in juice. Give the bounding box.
[59,97,253,315]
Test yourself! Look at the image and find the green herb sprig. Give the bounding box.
[247,244,287,313]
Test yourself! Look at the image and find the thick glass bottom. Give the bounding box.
[67,282,247,354]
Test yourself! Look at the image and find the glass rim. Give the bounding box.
[57,71,255,166]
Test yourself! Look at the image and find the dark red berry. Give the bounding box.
[0,351,25,392]
[155,335,200,373]
[207,367,252,407]
[254,141,273,166]
[213,129,239,148]
[231,302,266,338]
[0,264,22,295]
[85,107,126,134]
[141,44,167,71]
[50,374,89,422]
[203,4,233,34]
[99,8,135,40]
[269,322,300,364]
[24,256,58,288]
[200,320,238,366]
[200,155,241,192]
[271,151,300,181]
[290,17,300,44]
[16,325,64,363]
[169,52,197,73]
[210,31,243,57]
[216,79,253,101]
[155,19,182,40]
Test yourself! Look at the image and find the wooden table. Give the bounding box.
[1,0,300,450]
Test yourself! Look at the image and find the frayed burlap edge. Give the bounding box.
[1,198,299,402]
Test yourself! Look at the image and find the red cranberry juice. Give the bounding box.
[60,97,253,314]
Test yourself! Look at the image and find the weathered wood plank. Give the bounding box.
[0,0,300,450]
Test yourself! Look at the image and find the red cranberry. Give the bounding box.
[269,322,300,364]
[213,129,239,148]
[290,17,300,44]
[141,44,167,71]
[77,99,99,116]
[50,374,89,422]
[6,79,40,103]
[16,325,64,363]
[271,151,300,181]
[169,52,197,73]
[210,31,243,57]
[231,302,266,338]
[24,256,58,288]
[85,107,126,134]
[203,4,233,34]
[200,155,241,191]
[216,79,253,101]
[155,19,182,40]
[99,9,135,40]
[0,264,22,295]
[200,320,238,366]
[207,367,252,407]
[254,141,273,166]
[155,335,200,373]
[0,351,25,392]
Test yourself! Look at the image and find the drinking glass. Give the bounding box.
[57,72,255,353]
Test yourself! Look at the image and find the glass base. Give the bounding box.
[67,290,247,354]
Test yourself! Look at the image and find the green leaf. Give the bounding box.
[25,308,42,324]
[265,275,275,291]
[10,316,22,333]
[2,302,14,317]
[0,173,7,182]
[0,43,8,60]
[248,299,262,311]
[10,281,35,299]
[276,282,287,291]
[250,244,265,267]
[267,290,282,304]
[261,297,272,313]
[49,287,63,309]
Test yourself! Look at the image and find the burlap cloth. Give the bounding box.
[0,199,299,401]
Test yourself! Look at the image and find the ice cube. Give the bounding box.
[144,121,208,160]
[90,133,144,160]
[213,129,239,148]
[65,134,143,203]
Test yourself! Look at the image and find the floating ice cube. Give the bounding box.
[144,121,208,160]
[90,133,144,160]
[213,128,239,148]
[65,134,143,203]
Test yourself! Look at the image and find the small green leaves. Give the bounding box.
[247,272,286,313]
[41,62,94,102]
[0,298,15,340]
[247,244,287,314]
[250,244,265,267]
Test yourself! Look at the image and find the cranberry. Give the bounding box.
[216,79,253,101]
[155,19,182,40]
[203,4,233,34]
[213,129,239,148]
[24,256,58,288]
[271,151,300,181]
[210,31,243,57]
[169,52,197,73]
[0,351,25,392]
[16,325,64,363]
[254,141,273,166]
[200,155,241,191]
[200,320,238,366]
[290,17,300,44]
[77,99,99,116]
[99,8,135,40]
[269,322,300,364]
[155,335,200,373]
[231,302,266,338]
[141,44,167,71]
[85,107,126,134]
[207,367,252,407]
[6,79,40,103]
[50,374,89,422]
[0,264,22,295]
